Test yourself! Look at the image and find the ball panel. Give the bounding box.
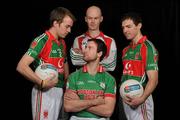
[120,79,144,99]
[35,63,58,80]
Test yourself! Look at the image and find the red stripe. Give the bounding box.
[35,90,43,120]
[141,103,148,120]
[104,93,116,98]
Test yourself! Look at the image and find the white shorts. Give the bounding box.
[123,95,154,120]
[31,86,63,120]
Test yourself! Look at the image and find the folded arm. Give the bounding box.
[64,90,105,112]
[87,96,116,117]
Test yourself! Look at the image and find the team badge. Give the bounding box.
[135,52,140,59]
[100,82,105,89]
[31,41,37,49]
[43,110,48,119]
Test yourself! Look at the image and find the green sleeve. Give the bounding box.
[66,70,80,91]
[146,43,159,71]
[26,33,47,59]
[104,73,116,95]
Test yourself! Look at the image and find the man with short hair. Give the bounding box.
[65,39,116,120]
[70,5,117,71]
[120,12,159,120]
[16,7,76,120]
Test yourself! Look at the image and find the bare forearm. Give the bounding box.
[64,62,69,80]
[64,99,95,112]
[16,55,42,85]
[87,98,116,117]
[143,70,158,100]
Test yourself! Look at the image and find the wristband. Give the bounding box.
[40,80,44,89]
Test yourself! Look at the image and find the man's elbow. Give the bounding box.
[16,62,23,74]
[155,78,158,87]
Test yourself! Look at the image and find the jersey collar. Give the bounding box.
[45,31,61,46]
[130,36,147,48]
[85,31,104,39]
[82,65,105,73]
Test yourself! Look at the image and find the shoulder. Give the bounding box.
[33,33,48,42]
[61,39,66,45]
[142,39,158,53]
[74,33,86,40]
[102,34,116,47]
[69,68,82,78]
[103,34,115,41]
[104,72,115,80]
[103,34,114,39]
[29,33,49,49]
[123,45,130,53]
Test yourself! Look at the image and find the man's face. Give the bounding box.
[58,15,73,38]
[85,8,103,31]
[83,41,98,62]
[121,19,140,40]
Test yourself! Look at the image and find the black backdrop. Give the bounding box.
[13,0,179,119]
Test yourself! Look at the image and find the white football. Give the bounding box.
[120,79,144,99]
[35,63,58,80]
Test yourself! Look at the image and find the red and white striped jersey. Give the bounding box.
[70,31,117,71]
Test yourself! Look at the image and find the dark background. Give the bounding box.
[12,0,179,119]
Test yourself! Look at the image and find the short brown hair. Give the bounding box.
[49,7,76,26]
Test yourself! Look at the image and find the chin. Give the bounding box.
[126,36,133,40]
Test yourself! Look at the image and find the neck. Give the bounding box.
[132,32,143,44]
[48,27,58,40]
[88,30,100,38]
[86,60,99,75]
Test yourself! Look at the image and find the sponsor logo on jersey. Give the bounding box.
[135,52,140,60]
[77,81,84,85]
[123,62,134,75]
[52,50,57,54]
[78,89,104,100]
[87,80,96,83]
[58,59,64,73]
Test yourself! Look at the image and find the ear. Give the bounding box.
[100,16,103,22]
[53,21,59,27]
[97,51,102,58]
[85,16,88,23]
[137,23,142,29]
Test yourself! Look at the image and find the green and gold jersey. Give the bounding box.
[66,65,116,118]
[26,31,67,88]
[121,36,158,87]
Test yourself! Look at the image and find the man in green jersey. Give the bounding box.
[120,12,159,120]
[16,7,75,120]
[64,38,116,120]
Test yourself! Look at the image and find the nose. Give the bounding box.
[123,27,128,34]
[90,18,95,23]
[123,27,126,32]
[67,27,71,33]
